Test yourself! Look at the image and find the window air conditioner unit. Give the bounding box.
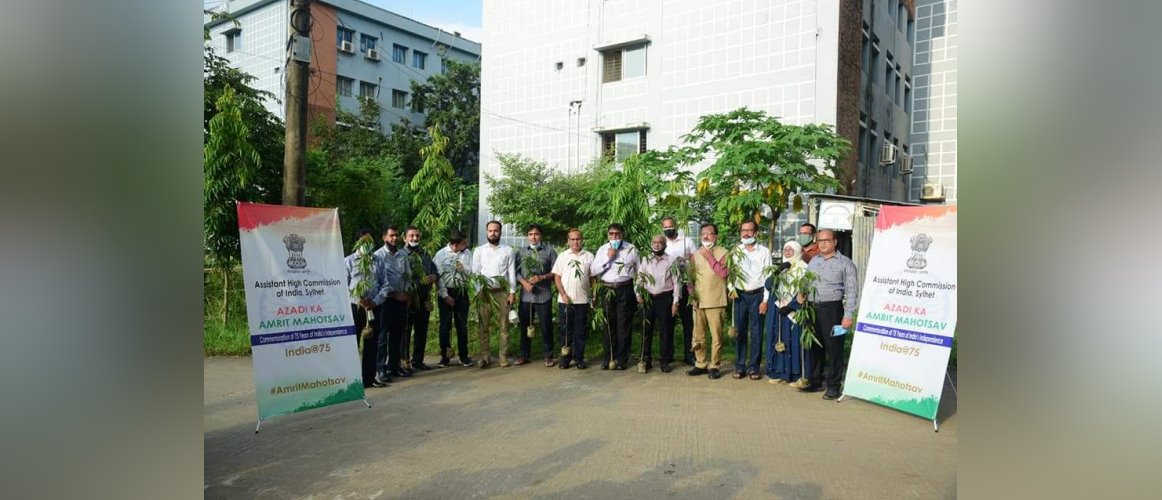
[920,183,945,202]
[899,155,913,174]
[366,48,380,61]
[879,142,897,164]
[340,41,354,53]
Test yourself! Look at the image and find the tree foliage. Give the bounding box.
[410,60,480,182]
[485,153,596,245]
[411,125,461,253]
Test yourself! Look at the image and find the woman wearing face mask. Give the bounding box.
[764,240,810,388]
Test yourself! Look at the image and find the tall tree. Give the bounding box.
[410,60,480,182]
[411,125,460,253]
[485,153,596,245]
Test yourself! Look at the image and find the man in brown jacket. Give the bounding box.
[686,223,730,380]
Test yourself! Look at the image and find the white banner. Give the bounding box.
[237,202,364,420]
[842,205,957,420]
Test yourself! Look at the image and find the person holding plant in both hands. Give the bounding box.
[552,228,594,370]
[589,223,640,371]
[635,234,681,373]
[765,240,810,388]
[471,220,517,368]
[516,224,557,367]
[728,220,771,381]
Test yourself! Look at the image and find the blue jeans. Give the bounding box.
[733,292,764,373]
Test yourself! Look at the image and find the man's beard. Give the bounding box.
[487,236,500,245]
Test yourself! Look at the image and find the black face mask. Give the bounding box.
[652,248,665,256]
[386,242,398,252]
[663,228,677,239]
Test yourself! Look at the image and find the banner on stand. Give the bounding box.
[842,205,957,420]
[237,202,364,420]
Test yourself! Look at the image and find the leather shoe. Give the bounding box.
[576,361,589,369]
[823,389,841,400]
[390,368,411,378]
[600,362,610,370]
[660,363,672,373]
[413,362,433,371]
[798,382,822,393]
[614,362,627,371]
[708,369,723,380]
[559,359,572,369]
[686,367,708,376]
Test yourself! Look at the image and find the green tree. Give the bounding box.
[679,107,850,248]
[410,60,480,182]
[484,153,595,244]
[411,125,461,253]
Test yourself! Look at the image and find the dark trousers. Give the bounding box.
[558,303,589,363]
[602,285,637,366]
[808,300,846,389]
[351,304,377,385]
[733,292,765,373]
[438,289,470,360]
[518,300,554,359]
[377,297,407,377]
[642,291,675,365]
[678,291,695,363]
[407,301,431,364]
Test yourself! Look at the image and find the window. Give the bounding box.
[336,76,353,98]
[861,34,870,74]
[904,84,913,113]
[601,43,648,83]
[392,89,407,108]
[898,4,907,32]
[413,51,427,69]
[907,19,915,45]
[359,81,377,100]
[393,44,407,63]
[895,73,902,106]
[885,64,893,94]
[441,59,449,74]
[336,28,354,50]
[411,93,424,113]
[871,45,880,85]
[360,34,378,54]
[225,29,241,53]
[601,130,647,161]
[858,123,868,165]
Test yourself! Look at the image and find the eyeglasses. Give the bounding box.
[568,238,582,241]
[817,238,835,243]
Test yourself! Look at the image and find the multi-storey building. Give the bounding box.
[908,0,957,203]
[205,0,480,133]
[478,0,920,243]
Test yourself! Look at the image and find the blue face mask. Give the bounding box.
[610,240,622,250]
[832,325,848,337]
[741,237,756,245]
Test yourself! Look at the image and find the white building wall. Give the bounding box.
[480,0,840,237]
[207,1,288,119]
[909,0,957,203]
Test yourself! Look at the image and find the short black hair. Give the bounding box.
[526,223,543,234]
[382,225,400,235]
[661,216,676,224]
[486,220,503,231]
[448,230,467,245]
[740,220,758,231]
[700,222,718,234]
[799,223,816,233]
[354,228,373,240]
[607,223,625,234]
[405,225,421,235]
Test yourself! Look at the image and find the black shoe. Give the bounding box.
[559,358,572,369]
[798,382,822,393]
[600,362,610,370]
[660,363,672,373]
[413,362,433,371]
[459,357,475,367]
[708,369,723,380]
[823,389,841,400]
[614,362,627,371]
[389,368,411,378]
[374,375,392,386]
[686,367,708,376]
[576,361,589,370]
[438,356,451,368]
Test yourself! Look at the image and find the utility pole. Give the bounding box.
[282,0,311,206]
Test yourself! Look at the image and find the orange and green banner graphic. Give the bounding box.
[237,202,364,420]
[842,205,957,420]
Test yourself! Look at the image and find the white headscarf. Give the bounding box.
[776,240,808,304]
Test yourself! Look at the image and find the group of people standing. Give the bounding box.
[345,218,859,400]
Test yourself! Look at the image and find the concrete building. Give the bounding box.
[205,0,480,133]
[908,0,957,203]
[479,0,919,243]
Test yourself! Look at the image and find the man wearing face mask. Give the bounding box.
[515,224,557,367]
[728,220,772,381]
[402,226,438,371]
[661,216,698,366]
[635,234,680,373]
[798,223,820,264]
[687,223,730,380]
[589,223,640,370]
[372,225,412,381]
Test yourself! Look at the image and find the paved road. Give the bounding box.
[205,357,956,499]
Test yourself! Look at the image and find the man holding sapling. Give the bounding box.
[552,228,594,370]
[516,224,557,367]
[471,220,517,368]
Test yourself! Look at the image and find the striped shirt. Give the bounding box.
[432,245,472,299]
[806,251,859,318]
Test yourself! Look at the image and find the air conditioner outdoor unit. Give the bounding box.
[880,142,897,164]
[899,155,913,174]
[366,48,380,61]
[340,41,354,53]
[920,183,945,201]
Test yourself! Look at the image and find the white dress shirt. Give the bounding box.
[471,243,517,293]
[730,243,771,301]
[552,249,594,304]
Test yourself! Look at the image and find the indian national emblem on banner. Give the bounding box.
[906,233,933,270]
[283,233,308,270]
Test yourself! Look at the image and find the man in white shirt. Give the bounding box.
[635,234,681,373]
[433,230,474,367]
[470,220,517,368]
[729,220,771,380]
[551,228,594,370]
[661,216,699,366]
[589,223,640,370]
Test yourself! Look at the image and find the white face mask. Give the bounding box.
[741,237,756,245]
[701,240,714,248]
